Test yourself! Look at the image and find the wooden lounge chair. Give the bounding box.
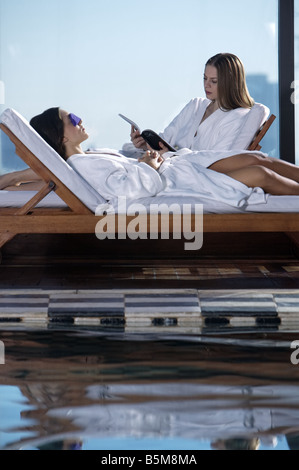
[248,114,276,151]
[0,109,298,257]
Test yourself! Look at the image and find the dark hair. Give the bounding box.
[30,107,66,160]
[206,53,254,110]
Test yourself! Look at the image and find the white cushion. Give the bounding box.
[0,108,106,212]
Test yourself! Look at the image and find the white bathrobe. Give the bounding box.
[161,98,251,152]
[68,149,266,209]
[122,97,251,165]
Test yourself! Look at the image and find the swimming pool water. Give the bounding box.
[0,326,298,451]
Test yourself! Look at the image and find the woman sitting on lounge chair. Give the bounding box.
[125,52,256,157]
[1,108,299,204]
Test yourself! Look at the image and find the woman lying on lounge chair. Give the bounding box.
[1,108,299,204]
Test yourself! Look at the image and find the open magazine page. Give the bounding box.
[119,114,176,152]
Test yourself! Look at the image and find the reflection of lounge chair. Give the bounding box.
[0,108,298,257]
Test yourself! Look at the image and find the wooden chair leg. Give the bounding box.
[285,232,299,256]
[0,182,56,253]
[0,232,16,250]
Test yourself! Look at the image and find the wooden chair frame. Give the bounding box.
[248,114,276,151]
[1,114,299,256]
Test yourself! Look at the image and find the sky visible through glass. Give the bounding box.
[0,0,278,170]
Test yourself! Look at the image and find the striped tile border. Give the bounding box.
[0,290,299,330]
[199,292,280,332]
[0,294,49,323]
[48,294,124,316]
[125,293,201,326]
[48,293,125,326]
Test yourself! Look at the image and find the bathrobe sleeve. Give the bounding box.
[160,98,207,148]
[68,154,164,202]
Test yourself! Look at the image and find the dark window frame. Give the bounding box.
[279,0,295,162]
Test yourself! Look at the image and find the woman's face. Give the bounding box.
[59,109,89,145]
[204,65,218,102]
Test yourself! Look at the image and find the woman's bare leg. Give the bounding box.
[0,169,42,190]
[210,153,299,183]
[226,165,299,195]
[3,182,45,191]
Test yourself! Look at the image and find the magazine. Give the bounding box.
[119,114,176,152]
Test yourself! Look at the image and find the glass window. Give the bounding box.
[0,0,279,172]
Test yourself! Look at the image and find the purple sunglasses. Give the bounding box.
[69,113,82,126]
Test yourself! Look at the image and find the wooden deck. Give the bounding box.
[1,231,299,290]
[1,232,299,331]
[1,210,299,235]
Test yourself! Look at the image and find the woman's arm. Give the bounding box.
[160,98,200,146]
[0,168,41,190]
[69,154,165,201]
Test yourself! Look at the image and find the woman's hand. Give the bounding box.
[157,141,171,155]
[138,150,164,170]
[131,125,147,150]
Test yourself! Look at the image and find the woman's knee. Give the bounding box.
[248,165,272,186]
[210,153,272,174]
[242,153,271,166]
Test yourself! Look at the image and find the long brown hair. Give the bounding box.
[206,53,254,110]
[30,107,67,160]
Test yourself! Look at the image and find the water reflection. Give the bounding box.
[1,327,299,450]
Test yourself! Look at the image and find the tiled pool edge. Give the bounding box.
[0,289,299,331]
